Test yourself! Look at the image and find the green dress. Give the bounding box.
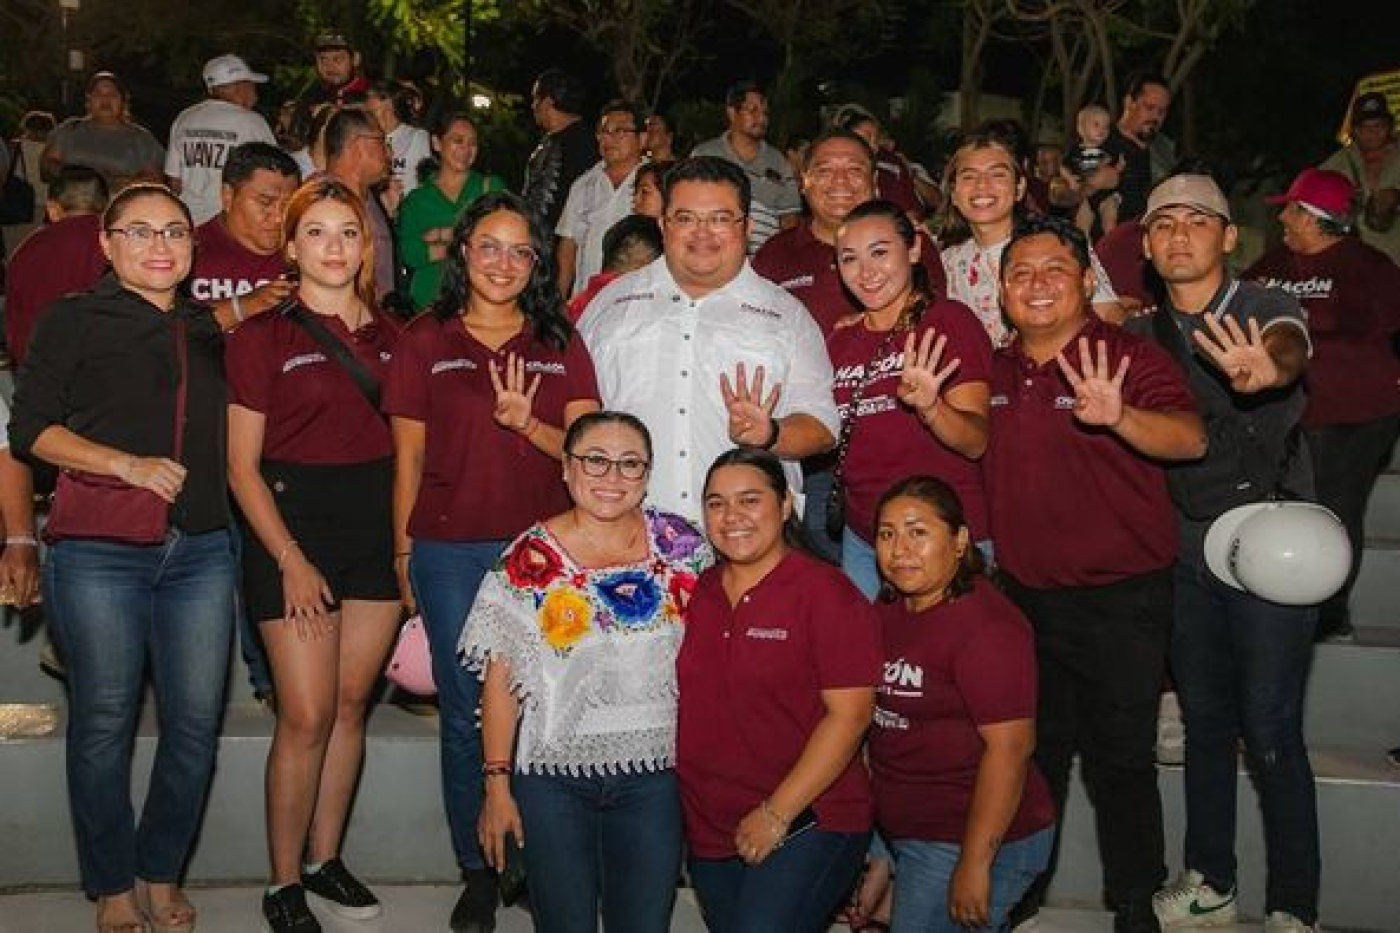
[397,170,506,310]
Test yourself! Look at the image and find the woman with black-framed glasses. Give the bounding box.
[382,190,600,931]
[462,410,712,932]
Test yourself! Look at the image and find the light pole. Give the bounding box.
[58,0,82,113]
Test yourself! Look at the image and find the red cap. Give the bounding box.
[1265,168,1355,219]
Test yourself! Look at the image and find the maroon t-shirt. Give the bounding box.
[875,151,924,219]
[190,216,288,305]
[1094,219,1155,308]
[985,316,1194,588]
[381,314,599,542]
[225,303,400,464]
[676,550,881,859]
[4,214,107,365]
[827,300,993,542]
[753,221,948,335]
[870,578,1055,843]
[1247,238,1400,427]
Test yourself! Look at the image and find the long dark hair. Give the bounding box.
[937,125,1030,248]
[432,191,572,351]
[702,448,810,554]
[875,475,984,601]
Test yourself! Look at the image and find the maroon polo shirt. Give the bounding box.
[753,221,948,335]
[985,315,1194,588]
[381,314,599,542]
[875,150,924,219]
[1247,237,1400,427]
[190,216,288,305]
[676,550,881,858]
[226,303,400,464]
[870,578,1055,843]
[4,214,107,365]
[827,299,993,542]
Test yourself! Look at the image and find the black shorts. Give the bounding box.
[241,458,398,622]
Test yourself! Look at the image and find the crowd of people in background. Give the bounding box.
[1,28,1398,933]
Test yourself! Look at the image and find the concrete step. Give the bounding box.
[1302,640,1400,749]
[0,703,454,888]
[1365,472,1400,540]
[1046,749,1400,931]
[1350,539,1400,630]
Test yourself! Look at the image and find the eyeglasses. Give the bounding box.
[665,210,746,233]
[467,238,538,268]
[598,125,639,137]
[106,224,193,247]
[568,453,651,481]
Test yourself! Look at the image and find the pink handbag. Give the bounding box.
[385,614,436,695]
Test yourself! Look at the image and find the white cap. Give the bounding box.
[203,54,268,91]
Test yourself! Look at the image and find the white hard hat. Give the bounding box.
[1204,501,1351,606]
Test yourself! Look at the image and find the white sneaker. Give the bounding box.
[1152,870,1238,927]
[1265,911,1318,932]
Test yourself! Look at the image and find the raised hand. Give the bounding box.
[489,353,543,433]
[1192,314,1280,393]
[720,362,783,447]
[1056,337,1130,428]
[896,329,960,416]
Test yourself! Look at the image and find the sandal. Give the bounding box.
[135,879,196,933]
[96,892,150,933]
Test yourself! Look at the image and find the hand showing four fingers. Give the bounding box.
[489,353,543,432]
[1192,314,1280,393]
[1056,337,1130,428]
[896,329,960,416]
[721,362,783,447]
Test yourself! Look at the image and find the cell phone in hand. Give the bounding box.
[498,831,527,906]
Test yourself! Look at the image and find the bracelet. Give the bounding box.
[393,551,411,560]
[759,416,781,450]
[4,536,38,547]
[275,539,299,570]
[759,798,790,831]
[231,293,246,323]
[482,763,512,777]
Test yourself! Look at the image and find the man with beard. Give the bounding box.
[522,68,595,233]
[290,32,370,147]
[1323,91,1400,265]
[692,81,801,253]
[1103,73,1172,222]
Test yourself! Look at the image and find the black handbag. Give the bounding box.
[0,142,36,225]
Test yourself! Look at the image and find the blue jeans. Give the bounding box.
[890,827,1054,933]
[801,465,843,564]
[513,769,682,933]
[42,528,236,896]
[409,538,505,873]
[689,829,869,933]
[1171,554,1319,923]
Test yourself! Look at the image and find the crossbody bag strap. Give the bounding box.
[172,318,188,462]
[286,304,382,408]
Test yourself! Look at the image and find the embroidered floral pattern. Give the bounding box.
[504,534,566,590]
[539,587,593,649]
[650,511,704,561]
[595,571,663,628]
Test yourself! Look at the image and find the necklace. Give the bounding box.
[569,511,647,567]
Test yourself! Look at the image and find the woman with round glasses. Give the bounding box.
[10,183,230,933]
[382,190,600,930]
[462,411,711,931]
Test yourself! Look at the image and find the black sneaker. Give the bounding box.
[301,858,382,920]
[262,885,322,933]
[1114,898,1162,933]
[450,868,499,932]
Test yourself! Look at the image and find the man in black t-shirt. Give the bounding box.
[1104,73,1172,221]
[521,69,594,232]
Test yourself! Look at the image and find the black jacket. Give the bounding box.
[9,274,230,532]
